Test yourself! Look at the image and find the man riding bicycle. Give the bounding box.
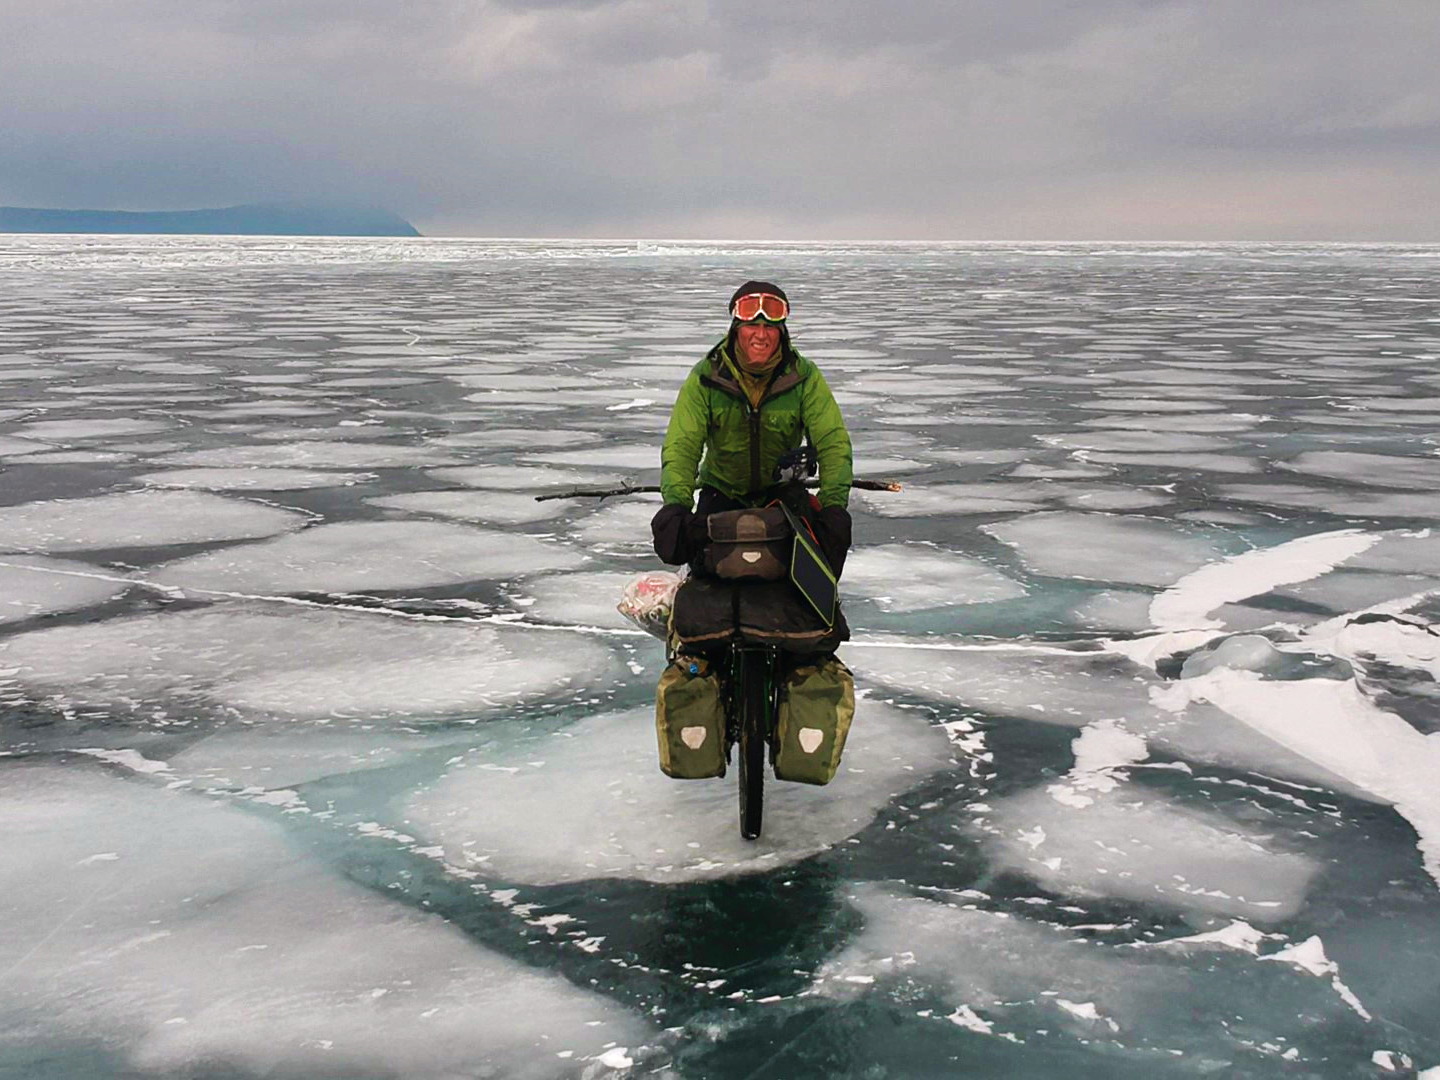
[650,280,853,575]
[648,282,858,822]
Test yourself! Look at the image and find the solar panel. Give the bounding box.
[779,504,837,627]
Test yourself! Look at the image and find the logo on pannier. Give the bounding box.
[681,726,708,750]
[798,727,824,754]
[742,551,762,563]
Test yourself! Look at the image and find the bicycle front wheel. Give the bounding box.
[736,650,768,840]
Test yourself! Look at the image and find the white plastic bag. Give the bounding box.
[617,570,683,641]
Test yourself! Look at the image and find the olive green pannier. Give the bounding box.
[655,654,726,779]
[773,656,855,785]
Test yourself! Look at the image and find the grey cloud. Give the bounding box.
[1,0,1436,237]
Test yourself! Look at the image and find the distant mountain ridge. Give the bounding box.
[0,202,421,237]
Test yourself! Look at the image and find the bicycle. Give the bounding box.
[725,642,781,840]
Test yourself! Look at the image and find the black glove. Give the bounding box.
[812,505,852,578]
[652,504,696,565]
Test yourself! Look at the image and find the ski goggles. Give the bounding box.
[731,292,789,322]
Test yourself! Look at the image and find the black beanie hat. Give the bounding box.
[728,280,788,315]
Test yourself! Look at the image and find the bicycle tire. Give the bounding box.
[736,650,768,840]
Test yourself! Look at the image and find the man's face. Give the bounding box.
[736,320,782,369]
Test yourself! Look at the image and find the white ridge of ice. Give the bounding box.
[1305,593,1440,681]
[848,640,1366,794]
[1156,669,1440,885]
[1134,921,1270,955]
[1149,530,1380,630]
[0,763,652,1077]
[1258,936,1371,1020]
[946,1005,994,1034]
[72,748,171,775]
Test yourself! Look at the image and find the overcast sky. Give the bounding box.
[2,0,1436,239]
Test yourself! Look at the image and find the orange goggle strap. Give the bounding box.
[731,293,788,322]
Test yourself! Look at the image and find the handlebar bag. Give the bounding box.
[703,507,791,581]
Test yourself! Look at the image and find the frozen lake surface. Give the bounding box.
[2,235,1440,1078]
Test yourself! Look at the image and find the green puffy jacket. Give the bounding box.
[661,340,853,509]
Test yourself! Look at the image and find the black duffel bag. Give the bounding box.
[671,575,848,655]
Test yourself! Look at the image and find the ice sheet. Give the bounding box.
[149,521,586,594]
[984,512,1224,587]
[139,468,373,490]
[842,545,1027,611]
[1281,451,1440,491]
[516,570,647,629]
[405,702,954,884]
[571,495,665,552]
[0,602,617,719]
[429,464,622,491]
[1159,666,1440,884]
[366,489,574,524]
[985,779,1319,921]
[159,441,465,468]
[815,884,1367,1061]
[12,418,174,440]
[0,491,307,552]
[0,555,132,624]
[0,762,651,1078]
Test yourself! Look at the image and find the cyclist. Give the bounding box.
[650,280,853,574]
